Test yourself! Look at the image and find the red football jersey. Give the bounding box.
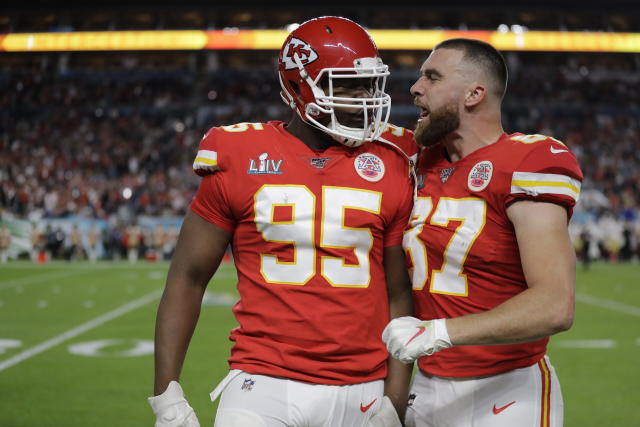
[404,132,583,377]
[191,121,416,384]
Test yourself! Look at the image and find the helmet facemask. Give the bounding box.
[284,54,391,147]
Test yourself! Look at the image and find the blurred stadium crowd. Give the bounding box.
[1,5,638,33]
[1,6,639,263]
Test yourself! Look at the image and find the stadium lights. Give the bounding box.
[286,23,300,33]
[1,29,639,52]
[510,25,528,34]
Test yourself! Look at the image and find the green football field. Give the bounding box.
[0,261,638,426]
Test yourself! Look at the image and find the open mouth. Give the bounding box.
[417,107,430,122]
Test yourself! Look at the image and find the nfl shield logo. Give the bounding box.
[408,393,417,407]
[241,378,255,392]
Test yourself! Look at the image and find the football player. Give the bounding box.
[0,224,10,264]
[148,16,418,427]
[382,38,583,427]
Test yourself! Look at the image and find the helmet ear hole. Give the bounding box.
[289,81,300,96]
[317,75,329,92]
[277,16,391,146]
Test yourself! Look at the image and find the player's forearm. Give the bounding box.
[388,285,413,319]
[445,279,574,346]
[384,257,413,417]
[384,297,413,418]
[152,210,230,395]
[384,357,412,420]
[384,245,414,319]
[153,279,206,395]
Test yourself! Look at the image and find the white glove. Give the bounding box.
[382,317,452,364]
[148,381,201,427]
[367,396,402,427]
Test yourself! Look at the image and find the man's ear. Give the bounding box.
[464,84,486,108]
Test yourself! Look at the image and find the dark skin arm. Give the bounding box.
[153,210,232,395]
[383,244,414,421]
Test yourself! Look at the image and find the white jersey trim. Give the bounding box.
[193,149,219,172]
[511,171,581,202]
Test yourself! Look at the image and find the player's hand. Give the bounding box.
[148,381,201,427]
[367,396,402,427]
[382,316,452,364]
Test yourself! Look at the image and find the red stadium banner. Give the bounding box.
[1,29,639,52]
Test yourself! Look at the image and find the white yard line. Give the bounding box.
[555,339,617,349]
[576,292,640,317]
[0,261,170,269]
[0,270,93,290]
[0,289,162,372]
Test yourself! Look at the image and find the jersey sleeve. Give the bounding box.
[190,173,236,232]
[384,178,414,247]
[192,127,220,176]
[505,140,584,217]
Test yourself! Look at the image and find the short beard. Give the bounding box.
[414,103,460,147]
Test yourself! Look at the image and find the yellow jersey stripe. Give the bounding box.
[194,157,218,166]
[511,179,580,194]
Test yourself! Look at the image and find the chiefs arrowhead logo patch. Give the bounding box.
[467,160,493,192]
[354,152,385,182]
[282,37,319,70]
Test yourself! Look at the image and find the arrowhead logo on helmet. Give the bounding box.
[278,16,391,148]
[282,38,319,70]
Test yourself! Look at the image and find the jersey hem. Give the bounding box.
[419,353,545,379]
[229,362,387,386]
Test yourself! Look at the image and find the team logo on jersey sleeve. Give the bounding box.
[467,161,493,192]
[354,153,385,182]
[248,152,283,175]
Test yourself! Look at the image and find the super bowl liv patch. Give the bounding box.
[248,152,283,175]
